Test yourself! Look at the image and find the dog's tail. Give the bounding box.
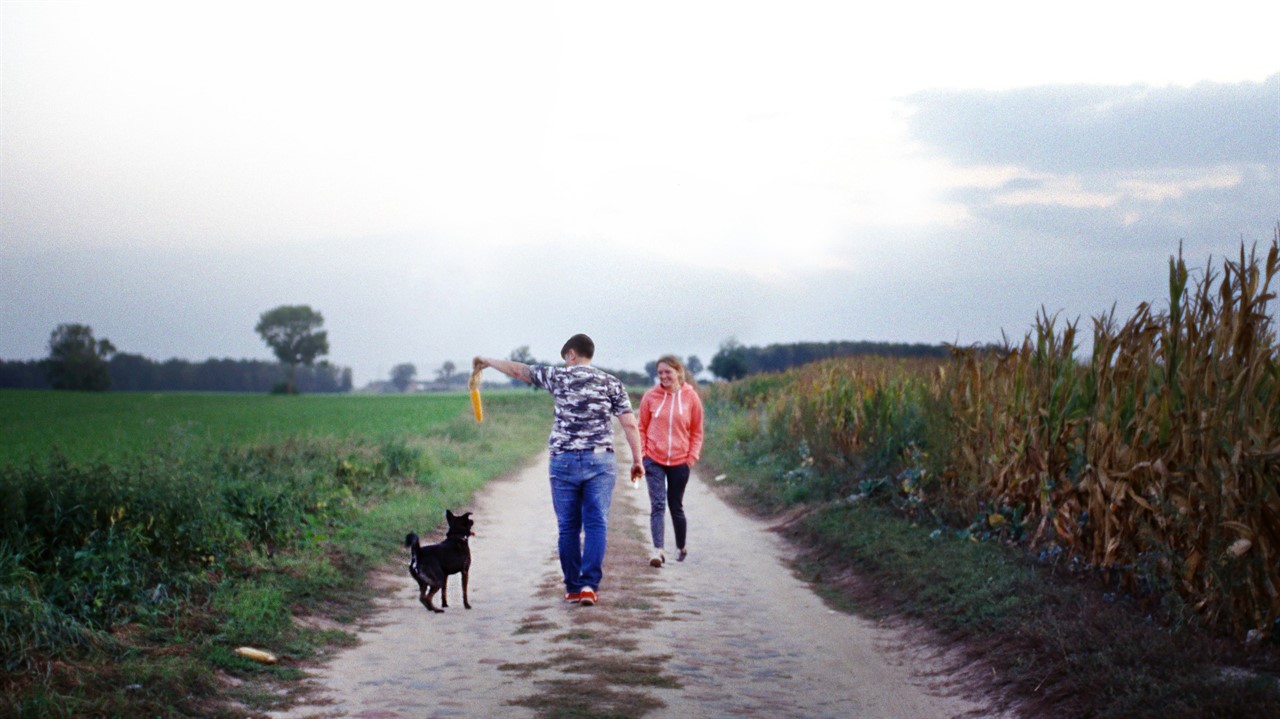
[405,532,420,549]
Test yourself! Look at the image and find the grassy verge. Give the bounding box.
[0,390,550,718]
[700,418,1280,719]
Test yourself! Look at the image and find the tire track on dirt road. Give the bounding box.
[271,444,1001,718]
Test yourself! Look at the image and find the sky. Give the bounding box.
[3,1,1278,386]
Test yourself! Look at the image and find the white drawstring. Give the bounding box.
[652,386,686,465]
[665,388,675,464]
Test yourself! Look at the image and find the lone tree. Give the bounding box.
[507,346,538,387]
[709,338,750,381]
[436,360,456,382]
[686,355,704,379]
[255,305,329,394]
[391,363,417,392]
[644,360,659,383]
[44,323,115,391]
[509,345,537,364]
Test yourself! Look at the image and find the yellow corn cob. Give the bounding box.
[235,647,278,664]
[468,369,484,423]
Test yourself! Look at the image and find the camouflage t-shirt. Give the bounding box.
[528,365,633,454]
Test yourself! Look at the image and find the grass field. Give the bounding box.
[0,389,530,465]
[0,388,551,718]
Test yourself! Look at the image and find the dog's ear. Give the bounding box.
[460,512,472,519]
[446,509,455,520]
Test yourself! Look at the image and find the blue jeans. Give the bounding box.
[644,457,690,550]
[549,449,617,592]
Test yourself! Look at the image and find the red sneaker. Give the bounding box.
[563,591,582,604]
[578,588,598,606]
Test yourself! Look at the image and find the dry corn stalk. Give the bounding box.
[942,235,1280,636]
[706,233,1280,636]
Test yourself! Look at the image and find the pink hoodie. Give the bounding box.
[638,382,704,466]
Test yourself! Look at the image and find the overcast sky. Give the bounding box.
[3,1,1278,385]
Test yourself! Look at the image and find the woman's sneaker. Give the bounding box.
[677,547,688,562]
[649,549,665,567]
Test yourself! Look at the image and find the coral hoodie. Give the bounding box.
[638,382,704,466]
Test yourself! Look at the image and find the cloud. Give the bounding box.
[905,74,1280,172]
[6,4,1279,388]
[901,76,1280,263]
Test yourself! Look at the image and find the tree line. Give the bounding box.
[708,338,951,380]
[373,339,951,392]
[376,346,655,393]
[1,306,349,393]
[4,311,956,392]
[0,352,352,393]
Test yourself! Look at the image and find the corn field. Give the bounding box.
[710,233,1280,637]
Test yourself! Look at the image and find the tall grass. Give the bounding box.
[705,234,1280,638]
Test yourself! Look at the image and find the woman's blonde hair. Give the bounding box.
[655,354,696,388]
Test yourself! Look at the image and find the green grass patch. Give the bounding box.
[0,389,550,718]
[510,649,676,719]
[553,629,597,642]
[0,389,495,465]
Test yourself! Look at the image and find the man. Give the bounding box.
[474,334,644,607]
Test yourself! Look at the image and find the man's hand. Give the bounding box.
[630,463,644,485]
[473,356,489,371]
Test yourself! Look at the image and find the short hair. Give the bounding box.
[561,333,595,360]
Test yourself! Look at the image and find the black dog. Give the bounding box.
[405,510,473,613]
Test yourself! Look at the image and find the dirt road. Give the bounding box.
[271,446,997,719]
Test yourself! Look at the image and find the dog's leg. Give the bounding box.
[440,576,448,608]
[410,567,429,605]
[462,569,470,609]
[424,585,444,613]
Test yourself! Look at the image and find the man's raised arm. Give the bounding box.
[473,356,532,384]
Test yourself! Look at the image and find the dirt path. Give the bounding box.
[271,446,999,719]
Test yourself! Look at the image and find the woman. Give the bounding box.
[637,354,704,567]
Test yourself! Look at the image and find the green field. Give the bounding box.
[1,388,551,718]
[0,389,551,465]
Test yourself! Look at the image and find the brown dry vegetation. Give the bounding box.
[715,235,1280,640]
[701,234,1280,717]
